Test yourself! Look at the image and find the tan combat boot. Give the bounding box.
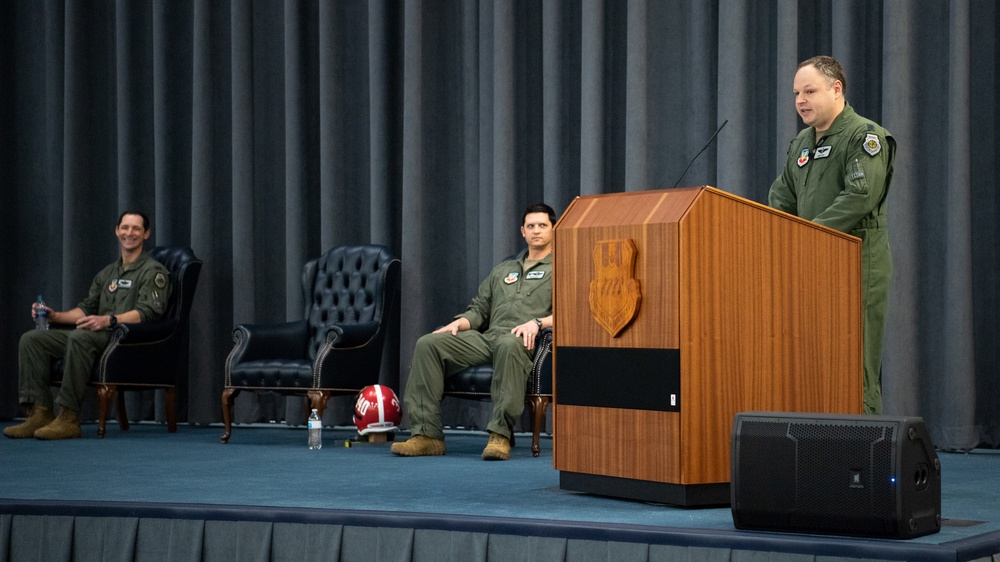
[390,434,446,456]
[3,406,56,439]
[34,408,82,440]
[481,431,510,461]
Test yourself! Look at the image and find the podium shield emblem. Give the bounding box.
[589,239,641,337]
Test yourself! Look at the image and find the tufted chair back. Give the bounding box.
[302,245,395,361]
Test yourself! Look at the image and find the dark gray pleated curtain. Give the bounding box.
[1,0,997,452]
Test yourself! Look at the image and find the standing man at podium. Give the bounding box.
[391,203,555,460]
[768,55,895,415]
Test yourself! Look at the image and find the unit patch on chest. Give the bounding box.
[796,148,810,167]
[108,278,133,293]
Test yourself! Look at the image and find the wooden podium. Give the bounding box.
[552,186,862,506]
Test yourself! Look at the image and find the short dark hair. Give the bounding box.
[118,210,150,231]
[522,203,557,226]
[799,55,847,94]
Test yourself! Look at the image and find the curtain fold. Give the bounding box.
[229,0,261,423]
[716,0,750,200]
[881,0,920,418]
[625,0,649,191]
[579,0,604,196]
[2,0,997,451]
[939,0,976,448]
[491,1,516,254]
[188,0,233,426]
[969,0,1000,447]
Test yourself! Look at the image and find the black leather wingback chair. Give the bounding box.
[442,327,553,456]
[221,244,401,443]
[51,246,203,438]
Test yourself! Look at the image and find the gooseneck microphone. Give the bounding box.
[670,119,728,189]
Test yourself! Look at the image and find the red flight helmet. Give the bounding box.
[353,385,402,435]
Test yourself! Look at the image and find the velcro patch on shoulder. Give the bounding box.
[862,133,882,156]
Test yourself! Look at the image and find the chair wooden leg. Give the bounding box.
[116,391,129,431]
[528,395,550,457]
[220,387,240,443]
[307,390,331,418]
[164,387,177,433]
[96,384,117,439]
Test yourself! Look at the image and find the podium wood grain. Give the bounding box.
[553,187,862,488]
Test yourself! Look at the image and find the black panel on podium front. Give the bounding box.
[556,347,680,412]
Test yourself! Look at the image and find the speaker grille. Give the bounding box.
[734,421,796,521]
[735,418,898,536]
[733,412,941,539]
[788,421,896,534]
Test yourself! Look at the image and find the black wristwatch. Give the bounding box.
[533,318,543,329]
[109,314,117,328]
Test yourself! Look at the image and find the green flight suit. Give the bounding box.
[18,251,172,412]
[403,250,553,440]
[769,101,895,415]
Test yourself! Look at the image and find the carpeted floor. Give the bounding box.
[1,421,999,548]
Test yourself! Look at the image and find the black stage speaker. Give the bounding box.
[731,412,941,539]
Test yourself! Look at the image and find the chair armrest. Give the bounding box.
[113,319,178,344]
[529,327,553,395]
[231,320,310,362]
[313,321,384,389]
[528,326,552,362]
[98,320,184,385]
[326,322,380,348]
[534,326,552,354]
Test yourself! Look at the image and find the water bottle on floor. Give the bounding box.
[34,295,49,331]
[308,409,322,450]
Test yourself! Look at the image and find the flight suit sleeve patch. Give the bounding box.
[151,290,166,314]
[862,133,882,156]
[847,159,869,195]
[155,273,167,289]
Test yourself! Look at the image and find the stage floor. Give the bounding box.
[2,422,999,561]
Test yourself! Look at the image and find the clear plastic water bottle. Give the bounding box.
[308,408,322,450]
[34,295,49,331]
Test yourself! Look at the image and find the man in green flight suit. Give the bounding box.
[768,55,895,415]
[4,210,172,440]
[391,203,556,460]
